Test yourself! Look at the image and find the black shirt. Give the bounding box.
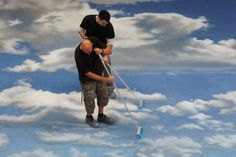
[80,15,115,44]
[74,37,106,83]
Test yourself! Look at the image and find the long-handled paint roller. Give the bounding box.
[98,54,143,139]
[106,63,144,109]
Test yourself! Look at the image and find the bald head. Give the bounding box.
[80,39,93,54]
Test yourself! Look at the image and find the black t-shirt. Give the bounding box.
[74,37,106,83]
[80,15,115,44]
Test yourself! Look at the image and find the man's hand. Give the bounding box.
[106,76,114,84]
[102,55,110,64]
[94,48,103,55]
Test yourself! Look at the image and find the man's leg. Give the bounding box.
[80,82,99,128]
[96,81,114,125]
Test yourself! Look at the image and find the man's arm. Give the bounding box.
[101,38,113,64]
[102,44,113,55]
[104,22,115,55]
[85,71,114,83]
[94,38,113,55]
[79,15,89,39]
[91,37,109,56]
[78,27,87,39]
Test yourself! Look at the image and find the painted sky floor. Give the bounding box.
[0,71,236,157]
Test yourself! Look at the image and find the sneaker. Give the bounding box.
[97,114,114,125]
[109,91,116,99]
[85,115,100,128]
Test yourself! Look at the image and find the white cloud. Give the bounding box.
[0,133,9,149]
[103,150,129,157]
[3,6,212,71]
[157,99,209,116]
[195,118,234,131]
[112,36,236,72]
[1,1,236,71]
[5,59,40,72]
[6,47,75,72]
[157,91,236,131]
[0,38,28,55]
[8,19,23,26]
[0,17,29,55]
[135,14,208,39]
[205,134,236,149]
[6,149,59,157]
[34,3,97,33]
[138,136,202,157]
[0,2,96,55]
[177,123,204,130]
[0,82,82,111]
[212,91,236,114]
[0,0,81,10]
[157,90,236,116]
[70,148,89,157]
[189,113,235,131]
[189,113,212,121]
[151,125,165,132]
[113,13,208,49]
[219,39,236,49]
[0,81,84,123]
[115,88,166,102]
[0,108,53,123]
[0,80,163,124]
[37,131,134,148]
[0,0,172,9]
[180,38,236,65]
[112,16,158,48]
[37,131,111,146]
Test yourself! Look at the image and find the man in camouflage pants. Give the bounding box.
[74,37,115,128]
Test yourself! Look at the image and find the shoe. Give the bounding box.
[109,91,116,99]
[97,114,114,125]
[85,115,100,128]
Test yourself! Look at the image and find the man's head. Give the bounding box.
[97,10,110,27]
[80,39,93,54]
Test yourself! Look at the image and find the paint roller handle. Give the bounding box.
[98,54,111,75]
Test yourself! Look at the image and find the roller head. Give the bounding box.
[136,126,143,139]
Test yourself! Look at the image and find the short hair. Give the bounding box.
[98,10,111,22]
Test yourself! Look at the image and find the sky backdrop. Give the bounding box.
[0,0,236,157]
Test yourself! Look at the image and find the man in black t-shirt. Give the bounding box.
[75,37,115,128]
[79,10,116,99]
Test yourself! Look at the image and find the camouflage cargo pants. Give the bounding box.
[80,81,109,115]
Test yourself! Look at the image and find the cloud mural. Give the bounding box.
[0,0,236,157]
